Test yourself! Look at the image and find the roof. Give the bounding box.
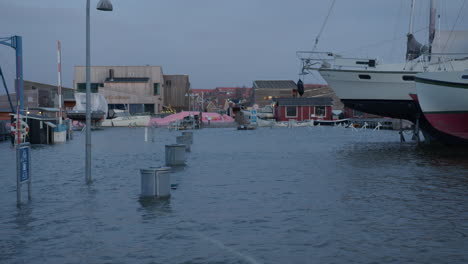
[191,89,213,93]
[274,97,333,106]
[216,87,251,92]
[253,80,297,89]
[24,80,73,91]
[105,77,149,83]
[304,84,328,89]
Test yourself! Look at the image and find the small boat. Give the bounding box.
[314,118,350,126]
[415,71,468,144]
[67,93,107,125]
[102,109,150,127]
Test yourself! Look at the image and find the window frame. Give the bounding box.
[286,106,298,118]
[315,106,326,117]
[153,83,160,95]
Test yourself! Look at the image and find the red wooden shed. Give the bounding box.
[274,97,333,121]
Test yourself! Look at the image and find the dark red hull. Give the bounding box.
[425,112,468,141]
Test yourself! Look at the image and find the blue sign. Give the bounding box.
[250,109,257,124]
[18,145,30,183]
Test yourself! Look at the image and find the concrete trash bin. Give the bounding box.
[165,144,186,166]
[176,136,191,152]
[140,168,158,197]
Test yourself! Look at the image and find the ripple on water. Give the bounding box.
[0,127,468,263]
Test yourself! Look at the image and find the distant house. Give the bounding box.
[252,80,297,107]
[274,97,333,122]
[0,80,74,119]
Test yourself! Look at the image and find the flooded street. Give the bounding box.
[1,127,468,263]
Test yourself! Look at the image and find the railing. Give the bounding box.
[297,51,379,73]
[297,51,468,74]
[416,53,468,72]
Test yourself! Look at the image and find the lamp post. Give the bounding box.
[185,92,193,116]
[85,0,113,184]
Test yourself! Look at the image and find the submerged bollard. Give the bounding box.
[140,167,172,198]
[152,166,171,197]
[140,168,157,197]
[181,131,193,144]
[176,136,191,152]
[165,144,186,166]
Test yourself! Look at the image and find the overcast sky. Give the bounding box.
[0,0,466,93]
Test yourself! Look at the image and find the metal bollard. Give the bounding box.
[176,136,191,152]
[140,168,158,197]
[181,131,193,144]
[152,166,171,197]
[165,144,186,166]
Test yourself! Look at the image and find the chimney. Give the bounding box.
[109,69,114,81]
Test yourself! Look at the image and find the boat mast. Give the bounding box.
[429,0,437,46]
[57,40,63,125]
[408,0,416,35]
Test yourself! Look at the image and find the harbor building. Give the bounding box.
[163,75,190,112]
[274,97,333,122]
[74,66,189,115]
[0,80,74,119]
[252,80,298,107]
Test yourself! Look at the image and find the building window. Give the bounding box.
[77,83,102,93]
[165,80,172,87]
[129,104,144,114]
[286,106,297,117]
[315,106,326,116]
[144,104,155,114]
[154,83,160,95]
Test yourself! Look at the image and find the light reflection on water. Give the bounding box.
[0,127,467,263]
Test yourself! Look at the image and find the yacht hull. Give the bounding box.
[319,69,419,120]
[415,71,468,144]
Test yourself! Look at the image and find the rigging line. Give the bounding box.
[442,0,467,52]
[312,0,337,51]
[0,66,15,112]
[390,0,405,59]
[337,27,427,55]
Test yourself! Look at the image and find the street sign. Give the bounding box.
[16,142,31,205]
[250,109,257,124]
[19,145,30,182]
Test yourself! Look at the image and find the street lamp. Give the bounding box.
[85,0,113,184]
[185,92,193,116]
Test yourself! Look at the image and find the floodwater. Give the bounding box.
[1,127,467,264]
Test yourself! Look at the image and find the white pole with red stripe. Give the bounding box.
[57,40,63,125]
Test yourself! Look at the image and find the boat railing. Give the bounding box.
[416,53,468,72]
[297,51,379,73]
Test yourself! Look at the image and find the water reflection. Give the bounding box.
[138,197,172,221]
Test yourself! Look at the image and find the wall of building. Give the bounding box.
[163,75,190,112]
[275,105,332,121]
[253,89,294,107]
[74,66,164,114]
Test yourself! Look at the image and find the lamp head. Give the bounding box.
[97,0,113,11]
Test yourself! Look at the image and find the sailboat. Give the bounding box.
[414,71,468,144]
[298,0,468,140]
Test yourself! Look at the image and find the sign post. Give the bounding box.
[250,109,257,125]
[16,142,31,205]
